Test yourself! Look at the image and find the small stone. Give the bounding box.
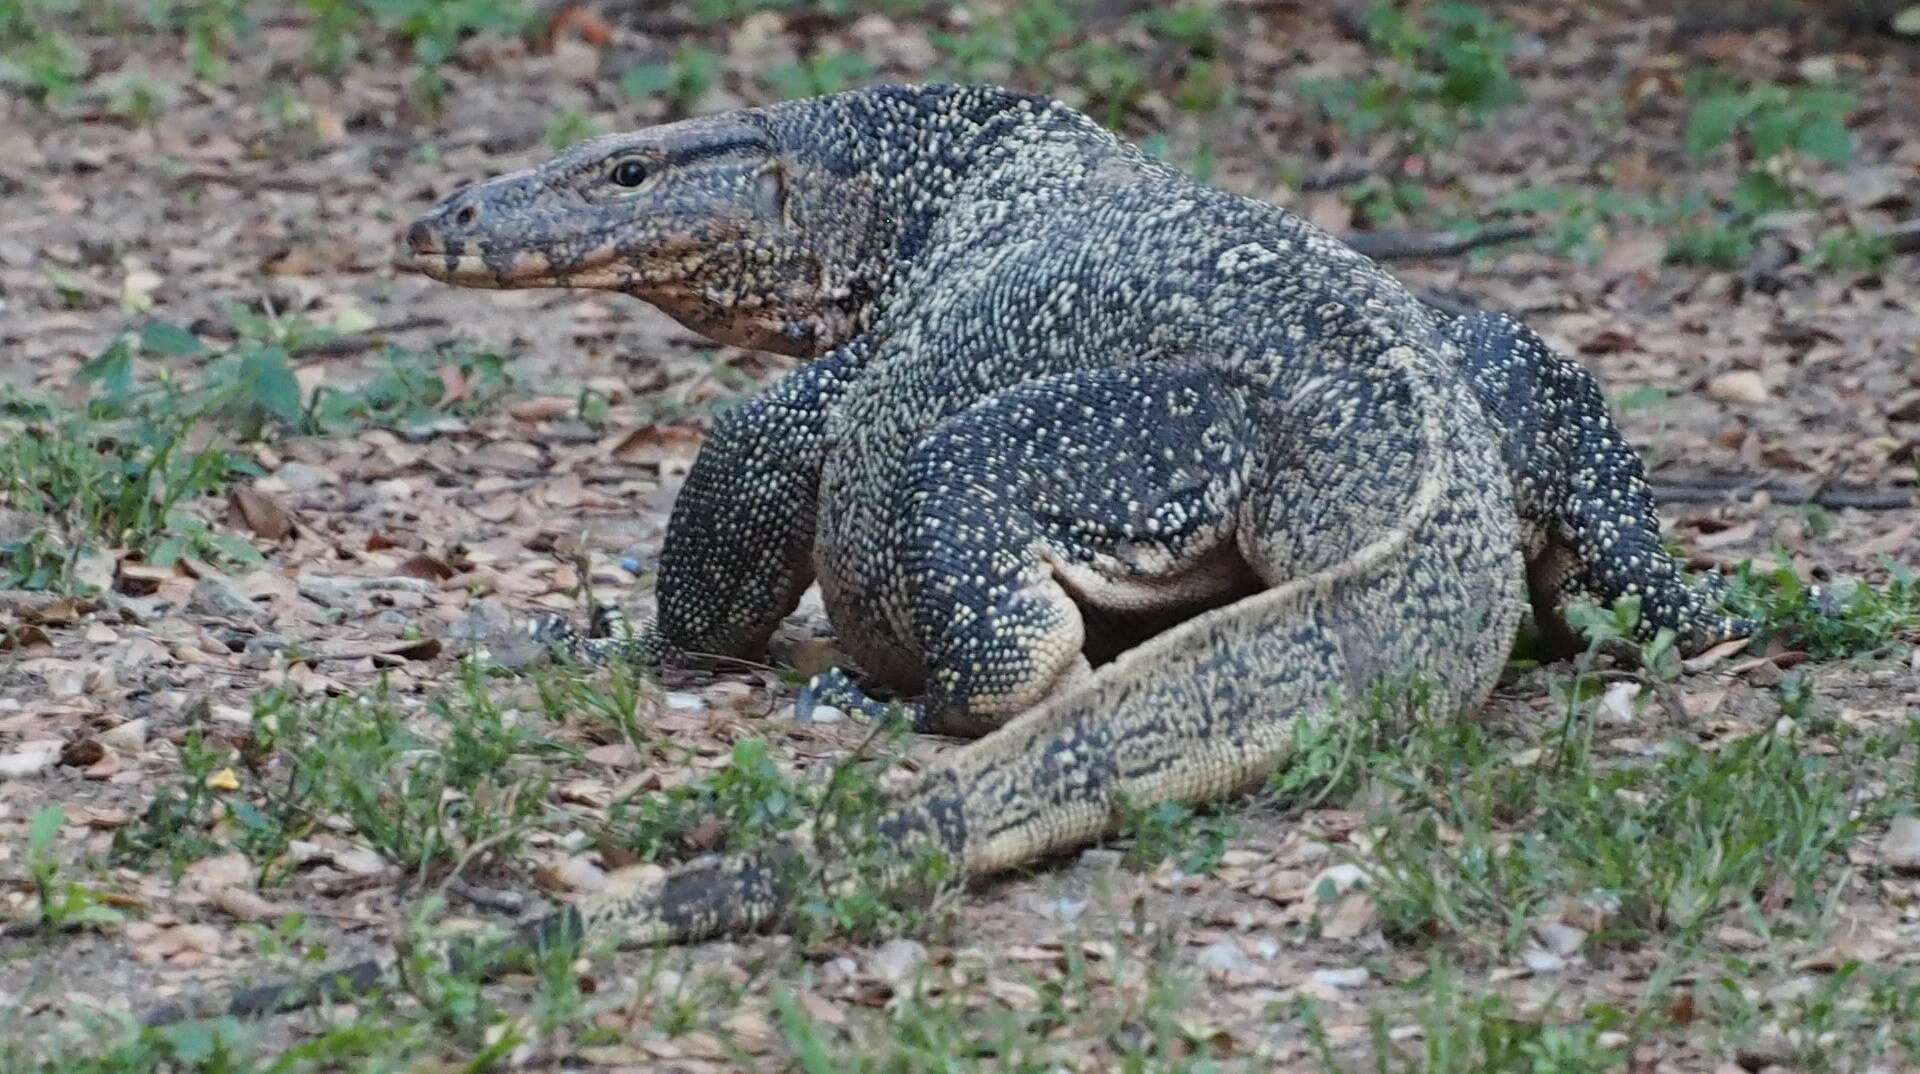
[1310,966,1370,989]
[1599,680,1641,723]
[867,938,928,985]
[97,718,149,752]
[1048,897,1088,923]
[189,575,260,621]
[1195,940,1250,975]
[1521,946,1566,973]
[663,692,705,712]
[1312,862,1368,899]
[1534,920,1588,957]
[1707,371,1770,405]
[544,856,609,894]
[794,702,845,724]
[1881,816,1920,872]
[298,573,432,607]
[173,923,224,954]
[0,742,60,778]
[273,462,333,493]
[332,847,388,876]
[1077,847,1124,874]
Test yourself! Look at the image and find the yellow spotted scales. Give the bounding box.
[149,84,1742,1025]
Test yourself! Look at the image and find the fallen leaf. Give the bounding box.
[227,486,295,541]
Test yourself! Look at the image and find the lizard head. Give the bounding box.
[396,111,853,357]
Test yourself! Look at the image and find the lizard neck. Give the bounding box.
[763,84,1099,351]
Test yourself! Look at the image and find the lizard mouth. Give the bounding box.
[393,247,506,285]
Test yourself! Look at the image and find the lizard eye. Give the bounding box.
[609,159,649,187]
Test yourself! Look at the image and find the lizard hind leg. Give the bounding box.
[894,363,1258,738]
[1443,311,1748,653]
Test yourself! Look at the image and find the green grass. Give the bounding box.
[776,922,1230,1073]
[1727,558,1919,660]
[1349,693,1856,956]
[112,666,571,884]
[2,0,537,111]
[0,316,513,593]
[1298,0,1522,226]
[0,371,261,592]
[1114,798,1236,876]
[1297,962,1631,1074]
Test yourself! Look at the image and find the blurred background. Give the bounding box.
[3,4,1920,1071]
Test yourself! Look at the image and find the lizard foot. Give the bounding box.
[528,602,669,667]
[794,666,925,729]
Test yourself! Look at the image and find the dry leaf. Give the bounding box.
[227,486,295,541]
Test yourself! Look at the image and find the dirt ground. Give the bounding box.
[2,2,1919,1071]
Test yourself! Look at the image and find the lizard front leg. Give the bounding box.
[542,346,863,666]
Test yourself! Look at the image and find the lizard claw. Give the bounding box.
[526,604,670,667]
[794,666,921,728]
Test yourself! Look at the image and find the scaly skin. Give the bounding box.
[152,84,1740,1025]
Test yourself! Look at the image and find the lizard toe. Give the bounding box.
[795,666,923,728]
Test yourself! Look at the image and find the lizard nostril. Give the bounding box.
[405,221,435,253]
[454,204,478,227]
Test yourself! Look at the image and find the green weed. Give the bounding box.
[1115,798,1235,876]
[1300,963,1631,1074]
[622,44,720,114]
[26,806,128,933]
[0,369,259,591]
[116,670,568,884]
[765,50,875,99]
[1300,1,1521,223]
[1726,558,1918,659]
[546,107,599,150]
[1669,77,1856,268]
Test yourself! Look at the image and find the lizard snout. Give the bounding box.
[403,190,484,252]
[404,219,438,255]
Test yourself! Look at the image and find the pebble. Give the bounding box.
[1707,370,1770,405]
[1311,966,1371,989]
[297,573,432,608]
[188,575,260,621]
[273,461,333,493]
[794,702,846,724]
[97,717,149,752]
[1195,939,1250,975]
[867,938,928,985]
[332,847,388,876]
[1312,862,1368,898]
[1534,920,1588,957]
[0,742,61,778]
[1521,947,1566,973]
[1881,815,1920,872]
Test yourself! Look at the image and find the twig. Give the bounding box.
[1296,164,1371,192]
[1673,2,1906,37]
[1888,219,1920,256]
[445,878,533,916]
[1651,476,1915,511]
[1343,223,1537,261]
[429,809,532,896]
[181,169,332,194]
[291,315,450,361]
